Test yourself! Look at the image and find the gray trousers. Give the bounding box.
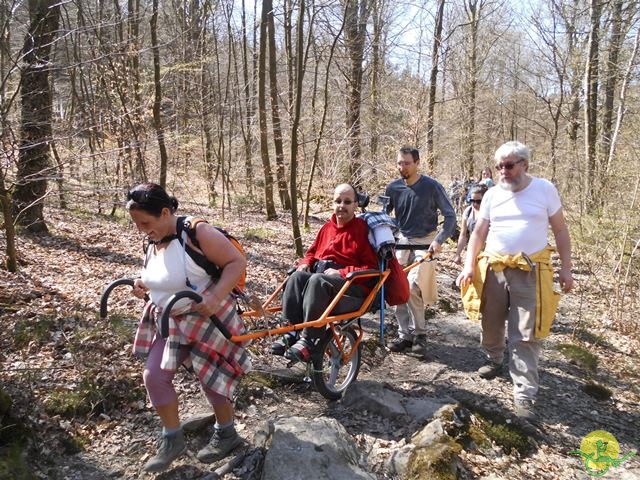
[481,266,542,401]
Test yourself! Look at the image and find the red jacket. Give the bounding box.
[300,214,379,292]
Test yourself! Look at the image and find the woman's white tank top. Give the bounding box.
[141,239,211,311]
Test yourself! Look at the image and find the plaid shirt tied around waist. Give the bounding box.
[133,294,252,399]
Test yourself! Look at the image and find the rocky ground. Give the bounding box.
[1,205,639,479]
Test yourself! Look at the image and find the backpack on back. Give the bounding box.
[177,216,247,294]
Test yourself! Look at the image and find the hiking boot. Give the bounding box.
[143,429,187,473]
[271,331,299,356]
[477,360,503,379]
[196,426,243,463]
[284,337,312,363]
[410,335,428,357]
[388,337,413,353]
[514,398,536,421]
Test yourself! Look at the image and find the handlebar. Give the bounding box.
[160,290,232,340]
[100,278,137,320]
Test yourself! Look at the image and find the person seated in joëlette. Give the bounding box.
[271,183,379,362]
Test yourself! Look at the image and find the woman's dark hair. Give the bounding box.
[469,183,488,197]
[126,183,178,216]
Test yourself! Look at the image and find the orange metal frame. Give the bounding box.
[229,254,431,364]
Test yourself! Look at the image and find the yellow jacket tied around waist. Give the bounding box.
[461,245,561,338]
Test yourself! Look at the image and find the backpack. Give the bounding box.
[383,256,410,306]
[176,215,247,293]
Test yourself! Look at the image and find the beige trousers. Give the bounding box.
[394,232,437,339]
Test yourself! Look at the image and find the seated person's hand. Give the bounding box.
[452,254,462,265]
[323,268,341,277]
[296,264,310,272]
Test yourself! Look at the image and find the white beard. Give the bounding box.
[499,181,516,192]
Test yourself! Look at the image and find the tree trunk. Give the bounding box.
[151,0,169,188]
[344,0,368,186]
[597,0,623,201]
[289,0,307,257]
[0,175,17,271]
[425,0,445,173]
[462,0,480,179]
[258,0,277,220]
[240,0,255,199]
[583,0,600,210]
[13,0,61,233]
[304,16,345,229]
[267,0,292,211]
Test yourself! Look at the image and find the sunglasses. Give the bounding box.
[469,199,482,204]
[495,159,524,171]
[127,190,151,204]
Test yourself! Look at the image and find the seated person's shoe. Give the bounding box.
[284,337,312,362]
[196,426,243,463]
[388,337,413,353]
[271,331,299,356]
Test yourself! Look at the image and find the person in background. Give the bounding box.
[385,146,457,358]
[456,141,573,421]
[126,183,251,472]
[479,167,495,188]
[453,183,488,266]
[271,183,379,362]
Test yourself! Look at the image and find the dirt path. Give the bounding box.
[1,207,639,479]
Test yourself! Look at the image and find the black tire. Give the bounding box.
[311,327,361,400]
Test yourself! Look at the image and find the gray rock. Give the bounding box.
[342,381,407,418]
[260,416,375,480]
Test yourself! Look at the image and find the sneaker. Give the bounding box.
[271,331,299,356]
[196,426,243,463]
[410,335,428,357]
[388,337,413,353]
[143,430,187,473]
[284,338,312,362]
[477,360,503,379]
[514,398,536,421]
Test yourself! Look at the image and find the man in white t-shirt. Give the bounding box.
[456,141,573,421]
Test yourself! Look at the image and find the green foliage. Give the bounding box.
[458,403,532,456]
[583,381,613,401]
[406,437,462,480]
[556,343,599,371]
[243,226,275,241]
[481,419,531,455]
[44,377,103,418]
[59,434,89,455]
[106,314,137,346]
[13,317,55,348]
[0,445,37,480]
[44,372,145,418]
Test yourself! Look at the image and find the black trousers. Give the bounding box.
[282,271,366,341]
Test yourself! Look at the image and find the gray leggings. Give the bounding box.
[143,336,230,408]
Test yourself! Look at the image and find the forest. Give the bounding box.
[1,0,640,477]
